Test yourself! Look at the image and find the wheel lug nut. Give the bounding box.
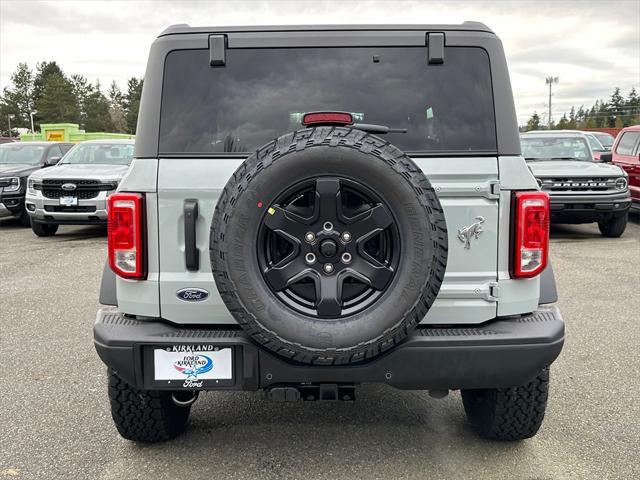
[323,263,334,274]
[323,221,333,232]
[305,253,316,265]
[341,231,351,243]
[341,252,352,264]
[305,232,315,243]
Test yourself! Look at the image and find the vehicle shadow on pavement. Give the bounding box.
[550,214,639,240]
[0,217,28,230]
[0,217,106,239]
[113,385,538,479]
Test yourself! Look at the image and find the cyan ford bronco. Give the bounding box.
[94,23,564,443]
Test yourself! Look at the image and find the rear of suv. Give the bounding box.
[94,23,564,443]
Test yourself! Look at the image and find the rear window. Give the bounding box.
[159,47,496,155]
[615,131,640,155]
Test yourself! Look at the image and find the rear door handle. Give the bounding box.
[184,199,200,271]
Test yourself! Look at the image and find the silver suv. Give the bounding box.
[94,23,565,444]
[521,131,630,237]
[26,139,134,236]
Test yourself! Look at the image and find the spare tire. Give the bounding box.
[211,127,447,364]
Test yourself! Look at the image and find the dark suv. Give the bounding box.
[94,23,564,443]
[0,141,74,226]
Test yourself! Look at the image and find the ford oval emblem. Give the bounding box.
[176,288,209,302]
[61,183,77,191]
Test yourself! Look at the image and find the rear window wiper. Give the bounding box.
[352,123,408,134]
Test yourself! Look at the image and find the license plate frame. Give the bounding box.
[148,345,235,389]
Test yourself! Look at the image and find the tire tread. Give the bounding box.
[107,369,190,443]
[462,368,550,441]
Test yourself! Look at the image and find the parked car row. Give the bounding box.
[520,129,635,237]
[1,129,638,240]
[0,139,135,235]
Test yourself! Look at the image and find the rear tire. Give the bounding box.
[108,369,192,443]
[31,222,58,237]
[598,213,627,237]
[461,368,550,441]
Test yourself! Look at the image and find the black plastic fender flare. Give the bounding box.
[99,260,118,306]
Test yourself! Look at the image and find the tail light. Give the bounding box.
[108,193,146,279]
[512,191,549,278]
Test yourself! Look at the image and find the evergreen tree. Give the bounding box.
[526,112,541,131]
[567,107,577,129]
[595,100,608,128]
[107,81,126,132]
[556,114,569,129]
[0,63,35,135]
[35,70,79,124]
[84,80,113,132]
[32,61,66,128]
[70,74,92,129]
[609,88,625,113]
[124,77,143,134]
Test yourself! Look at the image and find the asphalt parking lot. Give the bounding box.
[1,216,639,480]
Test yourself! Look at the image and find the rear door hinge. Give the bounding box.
[489,180,501,198]
[487,282,500,301]
[433,179,500,200]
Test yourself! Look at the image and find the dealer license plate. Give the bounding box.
[59,196,78,206]
[154,347,233,382]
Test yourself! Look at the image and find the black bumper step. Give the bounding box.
[94,306,564,391]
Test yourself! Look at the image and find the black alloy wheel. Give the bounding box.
[257,176,400,318]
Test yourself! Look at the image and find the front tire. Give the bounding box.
[31,222,58,237]
[461,368,550,441]
[108,369,192,443]
[598,213,627,237]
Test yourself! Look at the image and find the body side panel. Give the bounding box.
[115,159,161,316]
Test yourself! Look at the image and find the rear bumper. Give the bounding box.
[94,305,565,391]
[548,192,631,223]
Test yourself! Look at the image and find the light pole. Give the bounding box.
[29,110,37,133]
[7,114,15,138]
[545,76,559,129]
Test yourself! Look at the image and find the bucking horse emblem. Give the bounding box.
[457,216,485,249]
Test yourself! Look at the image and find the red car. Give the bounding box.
[611,125,640,211]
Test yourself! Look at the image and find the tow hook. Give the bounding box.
[171,390,199,407]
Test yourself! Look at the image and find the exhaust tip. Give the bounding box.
[171,390,199,407]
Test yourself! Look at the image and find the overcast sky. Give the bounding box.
[0,0,638,124]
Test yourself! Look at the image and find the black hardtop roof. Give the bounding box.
[159,22,494,37]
